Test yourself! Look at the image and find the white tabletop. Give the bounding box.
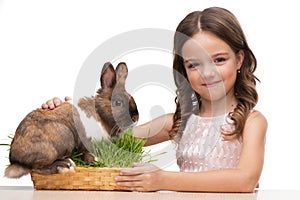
[0,186,300,200]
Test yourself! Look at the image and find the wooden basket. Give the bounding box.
[31,167,121,190]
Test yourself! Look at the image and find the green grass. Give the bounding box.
[72,128,162,168]
[2,129,162,168]
[0,134,13,146]
[92,128,148,168]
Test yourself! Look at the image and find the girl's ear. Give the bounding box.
[236,50,245,70]
[100,62,116,89]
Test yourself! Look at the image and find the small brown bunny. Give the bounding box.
[5,62,139,178]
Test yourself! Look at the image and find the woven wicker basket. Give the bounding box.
[31,167,121,190]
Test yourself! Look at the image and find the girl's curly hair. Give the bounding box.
[169,7,259,141]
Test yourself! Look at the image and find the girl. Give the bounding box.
[43,7,267,192]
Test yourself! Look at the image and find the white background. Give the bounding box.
[0,0,299,189]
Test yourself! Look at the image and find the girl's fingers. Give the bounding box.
[41,103,49,109]
[64,96,72,101]
[115,176,145,191]
[120,163,145,175]
[42,97,68,110]
[115,174,142,182]
[53,97,62,107]
[119,169,143,176]
[45,99,55,109]
[133,162,145,167]
[120,163,159,175]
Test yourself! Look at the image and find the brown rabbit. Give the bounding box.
[5,62,139,178]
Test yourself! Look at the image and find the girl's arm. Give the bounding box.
[133,113,173,146]
[41,97,173,146]
[116,111,267,192]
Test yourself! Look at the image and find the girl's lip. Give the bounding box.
[202,80,222,88]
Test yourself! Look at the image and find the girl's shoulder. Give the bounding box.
[247,109,267,124]
[243,109,268,139]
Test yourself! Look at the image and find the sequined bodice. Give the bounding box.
[176,114,242,172]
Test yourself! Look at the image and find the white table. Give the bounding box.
[1,186,300,200]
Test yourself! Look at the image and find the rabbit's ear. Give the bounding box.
[100,62,116,89]
[115,62,128,85]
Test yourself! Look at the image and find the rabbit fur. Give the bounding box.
[5,62,139,178]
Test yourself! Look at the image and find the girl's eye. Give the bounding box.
[187,63,201,69]
[214,57,226,64]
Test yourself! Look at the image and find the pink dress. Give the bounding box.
[176,113,242,172]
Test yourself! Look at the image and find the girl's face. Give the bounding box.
[182,31,244,103]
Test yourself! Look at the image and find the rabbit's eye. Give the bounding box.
[112,100,123,107]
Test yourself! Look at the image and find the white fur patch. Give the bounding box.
[74,103,108,141]
[57,166,74,174]
[4,164,30,178]
[57,158,76,174]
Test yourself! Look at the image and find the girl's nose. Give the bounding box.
[198,63,217,78]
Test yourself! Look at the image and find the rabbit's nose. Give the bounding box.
[132,115,139,123]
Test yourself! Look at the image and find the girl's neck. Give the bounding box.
[199,96,238,117]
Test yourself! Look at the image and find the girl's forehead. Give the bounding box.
[182,31,232,59]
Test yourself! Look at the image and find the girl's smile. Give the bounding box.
[201,80,223,88]
[182,31,243,105]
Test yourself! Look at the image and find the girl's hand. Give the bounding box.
[115,163,163,192]
[41,96,71,110]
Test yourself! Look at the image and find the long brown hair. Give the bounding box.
[169,7,259,141]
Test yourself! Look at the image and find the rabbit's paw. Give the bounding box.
[57,158,76,174]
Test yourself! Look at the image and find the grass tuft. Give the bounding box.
[72,128,161,168]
